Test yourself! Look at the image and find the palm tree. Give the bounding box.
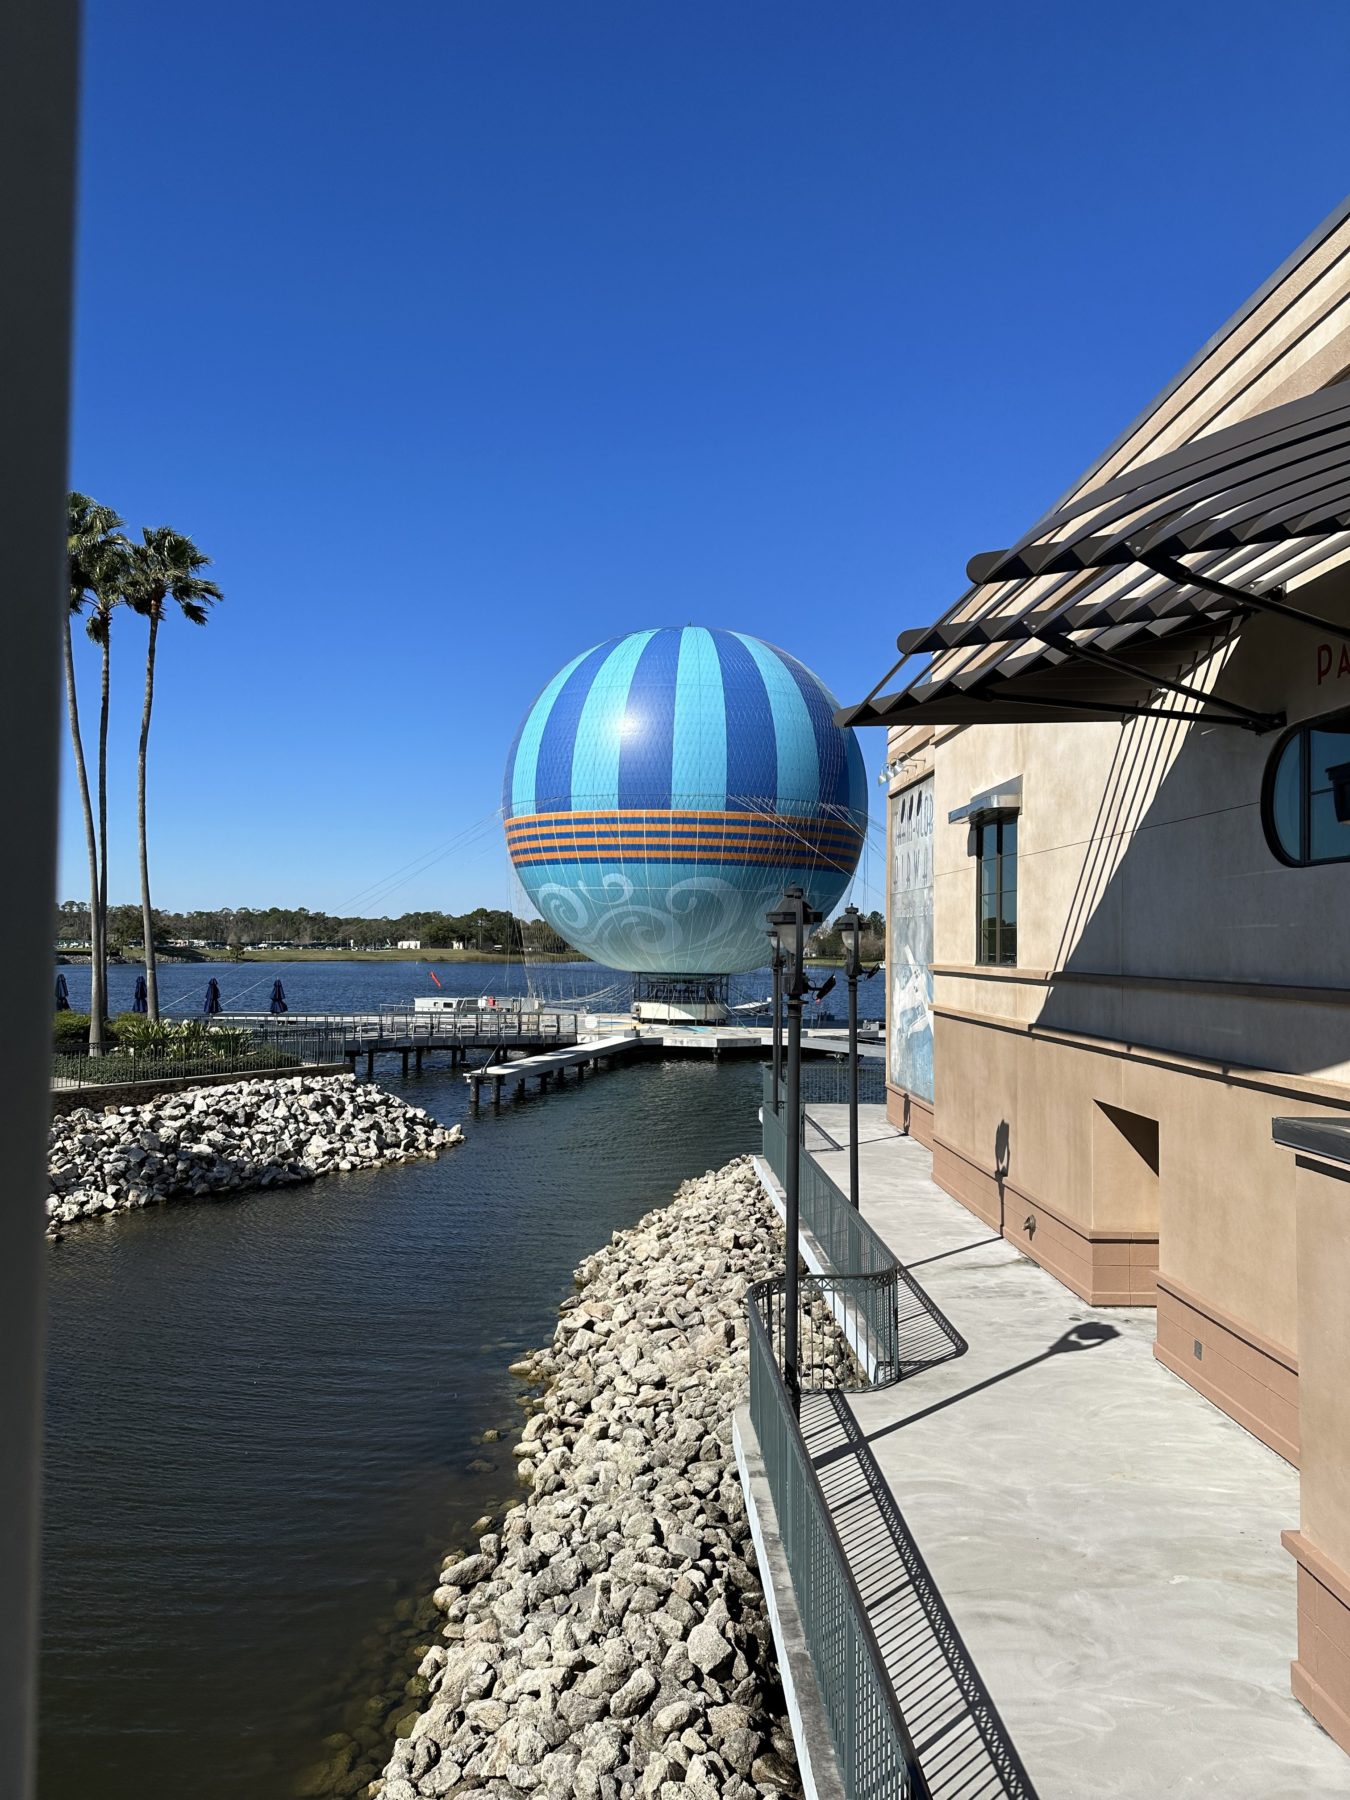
[125,527,222,1019]
[66,494,128,1053]
[83,530,132,1037]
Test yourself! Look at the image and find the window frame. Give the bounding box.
[973,810,1018,967]
[1260,706,1350,868]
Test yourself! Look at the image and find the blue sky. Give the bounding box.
[64,0,1350,918]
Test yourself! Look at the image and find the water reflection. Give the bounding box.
[41,1055,761,1800]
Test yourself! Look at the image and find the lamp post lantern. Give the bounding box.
[768,886,823,1414]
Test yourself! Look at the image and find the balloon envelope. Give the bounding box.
[504,627,866,974]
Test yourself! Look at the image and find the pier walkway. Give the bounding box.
[466,1033,640,1109]
[215,1009,577,1077]
[794,1104,1349,1799]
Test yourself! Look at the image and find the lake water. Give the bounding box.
[51,957,783,1018]
[40,967,766,1800]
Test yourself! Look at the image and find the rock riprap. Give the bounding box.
[376,1155,802,1800]
[46,1073,462,1231]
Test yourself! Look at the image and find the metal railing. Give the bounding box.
[762,1077,894,1276]
[748,1292,931,1799]
[752,1269,901,1390]
[214,1009,579,1045]
[797,1056,888,1109]
[52,1028,348,1090]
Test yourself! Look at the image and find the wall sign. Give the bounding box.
[889,776,934,1105]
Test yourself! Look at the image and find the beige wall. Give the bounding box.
[886,204,1350,1460]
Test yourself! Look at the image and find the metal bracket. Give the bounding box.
[1136,548,1350,646]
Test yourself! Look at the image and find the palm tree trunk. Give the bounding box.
[137,609,160,1020]
[63,616,104,1053]
[97,623,111,1025]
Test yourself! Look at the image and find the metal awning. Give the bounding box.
[840,381,1350,735]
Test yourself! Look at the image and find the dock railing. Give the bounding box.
[213,1009,579,1046]
[747,1288,931,1800]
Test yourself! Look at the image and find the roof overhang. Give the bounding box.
[841,381,1350,736]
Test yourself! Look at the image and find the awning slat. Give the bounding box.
[847,382,1350,735]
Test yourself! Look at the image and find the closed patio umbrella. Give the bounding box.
[203,977,222,1016]
[269,979,288,1015]
[54,973,70,1012]
[133,974,148,1013]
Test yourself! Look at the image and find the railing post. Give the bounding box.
[841,905,862,1211]
[769,941,784,1115]
[769,887,821,1416]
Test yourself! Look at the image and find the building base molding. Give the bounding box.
[930,1134,1158,1305]
[1154,1275,1299,1466]
[885,1083,934,1149]
[1283,1530,1350,1755]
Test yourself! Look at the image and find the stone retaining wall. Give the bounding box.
[372,1156,803,1800]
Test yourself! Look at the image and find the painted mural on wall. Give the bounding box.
[889,776,934,1102]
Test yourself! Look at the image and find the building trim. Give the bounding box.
[1153,1274,1300,1467]
[932,1002,1350,1109]
[932,963,1350,1010]
[1154,1271,1298,1374]
[884,1082,934,1148]
[1282,1528,1350,1756]
[931,1133,1158,1306]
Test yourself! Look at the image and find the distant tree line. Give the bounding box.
[809,909,886,962]
[55,899,572,957]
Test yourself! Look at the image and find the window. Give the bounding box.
[975,814,1017,964]
[1262,711,1350,866]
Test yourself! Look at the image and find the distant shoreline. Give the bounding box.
[55,948,587,966]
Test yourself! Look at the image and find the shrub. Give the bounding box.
[52,1012,123,1050]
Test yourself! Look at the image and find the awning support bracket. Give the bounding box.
[1136,548,1350,646]
[972,689,1271,728]
[1040,630,1285,733]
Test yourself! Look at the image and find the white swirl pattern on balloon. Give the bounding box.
[528,862,851,974]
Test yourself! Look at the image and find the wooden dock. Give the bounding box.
[466,1033,640,1111]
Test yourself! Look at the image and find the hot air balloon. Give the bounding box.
[503,627,866,1013]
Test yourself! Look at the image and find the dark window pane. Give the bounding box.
[1309,725,1350,790]
[1001,817,1018,857]
[1000,886,1017,925]
[999,922,1017,965]
[980,855,998,897]
[979,918,999,962]
[1310,787,1350,863]
[1268,734,1303,860]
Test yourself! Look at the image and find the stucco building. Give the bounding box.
[845,197,1350,1753]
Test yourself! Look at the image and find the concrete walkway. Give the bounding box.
[805,1103,1350,1800]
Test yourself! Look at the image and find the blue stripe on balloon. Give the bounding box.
[732,633,818,814]
[771,644,851,812]
[671,627,727,809]
[617,629,681,810]
[712,629,777,811]
[507,643,598,817]
[569,628,657,811]
[532,639,617,814]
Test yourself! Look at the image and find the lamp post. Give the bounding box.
[768,935,785,1114]
[839,905,863,1211]
[768,886,822,1413]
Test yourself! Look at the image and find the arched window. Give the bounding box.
[1262,711,1350,866]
